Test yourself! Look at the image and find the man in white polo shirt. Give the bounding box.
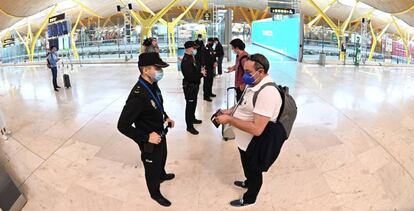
[215,53,282,207]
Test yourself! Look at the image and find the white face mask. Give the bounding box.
[198,38,202,41]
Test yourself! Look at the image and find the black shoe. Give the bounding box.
[193,119,202,124]
[151,195,171,207]
[54,88,59,92]
[230,199,255,207]
[187,128,199,135]
[56,86,62,89]
[204,97,212,102]
[161,173,175,183]
[210,94,217,97]
[234,181,248,189]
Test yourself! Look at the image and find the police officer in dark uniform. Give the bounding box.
[203,37,217,101]
[117,52,175,207]
[194,34,206,81]
[181,41,206,135]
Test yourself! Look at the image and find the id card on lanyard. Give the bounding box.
[138,79,164,115]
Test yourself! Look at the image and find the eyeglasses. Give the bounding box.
[248,55,265,70]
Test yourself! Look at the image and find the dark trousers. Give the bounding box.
[217,56,224,75]
[140,138,168,198]
[239,148,263,204]
[183,83,199,129]
[203,73,214,98]
[236,87,244,102]
[51,67,58,88]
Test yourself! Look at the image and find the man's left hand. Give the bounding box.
[166,118,175,128]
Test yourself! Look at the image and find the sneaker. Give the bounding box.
[54,88,59,92]
[161,173,175,183]
[193,119,202,124]
[234,181,248,189]
[56,86,62,89]
[1,135,8,141]
[151,195,171,207]
[204,97,212,102]
[210,94,217,98]
[187,128,199,135]
[229,199,255,207]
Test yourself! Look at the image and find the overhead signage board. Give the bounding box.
[49,13,65,23]
[269,8,295,15]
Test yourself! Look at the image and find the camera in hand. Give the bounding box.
[211,109,223,128]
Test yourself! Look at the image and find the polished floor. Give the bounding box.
[1,46,414,211]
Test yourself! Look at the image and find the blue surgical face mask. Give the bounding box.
[154,70,164,82]
[242,71,258,85]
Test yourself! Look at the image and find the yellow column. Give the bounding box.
[307,0,340,48]
[239,7,251,26]
[202,0,208,10]
[340,1,358,34]
[166,0,198,56]
[307,0,336,28]
[71,10,83,60]
[392,16,410,64]
[126,0,180,53]
[30,5,57,61]
[368,22,390,61]
[16,31,31,58]
[71,0,103,18]
[260,7,269,19]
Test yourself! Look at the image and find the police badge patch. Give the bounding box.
[150,100,157,109]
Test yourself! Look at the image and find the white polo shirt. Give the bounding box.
[233,75,282,151]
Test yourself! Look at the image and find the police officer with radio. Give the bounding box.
[181,41,206,135]
[117,52,175,207]
[203,37,218,101]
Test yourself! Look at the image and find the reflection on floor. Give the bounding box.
[1,46,414,210]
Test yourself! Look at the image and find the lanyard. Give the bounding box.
[138,79,164,114]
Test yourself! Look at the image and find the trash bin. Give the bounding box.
[0,166,27,210]
[177,47,185,71]
[319,52,326,66]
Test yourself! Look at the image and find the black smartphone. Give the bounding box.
[211,109,223,128]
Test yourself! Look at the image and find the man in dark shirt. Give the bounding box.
[214,37,225,77]
[181,41,206,135]
[117,52,175,207]
[203,38,217,102]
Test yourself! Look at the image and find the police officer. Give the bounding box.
[194,34,206,80]
[117,52,175,207]
[181,41,206,135]
[203,38,217,102]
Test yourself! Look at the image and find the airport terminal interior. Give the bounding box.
[1,0,414,210]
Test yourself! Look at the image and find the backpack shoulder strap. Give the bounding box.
[252,82,278,106]
[253,82,285,121]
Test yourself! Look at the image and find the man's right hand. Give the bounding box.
[226,66,235,73]
[148,132,161,144]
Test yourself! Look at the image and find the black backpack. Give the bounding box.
[46,53,51,69]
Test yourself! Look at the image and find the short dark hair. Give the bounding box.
[197,34,203,38]
[207,37,214,42]
[230,38,245,50]
[247,54,270,73]
[214,37,219,42]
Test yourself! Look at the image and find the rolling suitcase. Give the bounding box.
[62,63,71,88]
[222,87,237,141]
[63,74,71,88]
